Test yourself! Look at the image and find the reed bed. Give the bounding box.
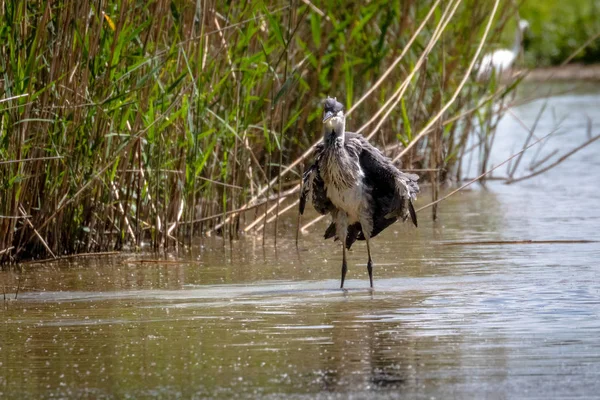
[1,0,522,262]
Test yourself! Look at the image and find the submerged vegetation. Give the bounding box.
[1,0,527,262]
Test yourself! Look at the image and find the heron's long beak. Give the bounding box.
[323,111,334,123]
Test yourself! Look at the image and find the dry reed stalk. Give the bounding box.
[0,156,63,165]
[348,0,442,116]
[123,169,244,189]
[416,131,552,213]
[528,149,559,171]
[0,247,14,256]
[167,198,185,240]
[256,199,299,232]
[246,196,287,233]
[14,276,21,300]
[560,31,600,67]
[137,153,162,233]
[360,0,462,138]
[121,258,186,264]
[296,0,471,230]
[300,0,328,20]
[18,205,56,259]
[507,109,543,142]
[209,2,447,232]
[507,101,548,179]
[506,133,600,184]
[181,187,300,225]
[243,0,465,232]
[404,168,445,172]
[23,251,121,265]
[0,93,29,104]
[262,143,272,245]
[301,214,326,234]
[393,0,501,163]
[274,4,294,245]
[430,119,442,220]
[213,17,237,82]
[110,182,137,243]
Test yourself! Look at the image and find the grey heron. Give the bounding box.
[476,20,529,81]
[299,98,419,288]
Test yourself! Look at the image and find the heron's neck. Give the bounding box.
[324,128,345,147]
[511,26,523,56]
[324,118,346,147]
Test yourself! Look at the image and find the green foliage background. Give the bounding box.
[521,0,600,66]
[1,0,596,262]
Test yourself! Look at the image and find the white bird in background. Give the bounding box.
[476,20,529,81]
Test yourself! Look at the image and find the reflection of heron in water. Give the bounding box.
[300,98,419,289]
[476,20,529,81]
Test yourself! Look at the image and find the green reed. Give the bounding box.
[0,0,520,262]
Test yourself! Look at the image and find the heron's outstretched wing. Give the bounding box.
[349,132,419,244]
[299,143,334,216]
[320,133,419,250]
[306,133,419,249]
[299,164,314,215]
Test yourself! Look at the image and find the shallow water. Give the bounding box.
[2,83,600,399]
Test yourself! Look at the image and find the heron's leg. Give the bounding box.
[366,237,373,288]
[336,212,349,289]
[359,207,374,288]
[341,241,348,289]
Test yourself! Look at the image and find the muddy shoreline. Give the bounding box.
[524,63,600,81]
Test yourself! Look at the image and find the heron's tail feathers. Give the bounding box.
[397,171,420,200]
[323,221,360,250]
[299,187,308,215]
[324,222,336,240]
[398,171,419,227]
[382,172,419,226]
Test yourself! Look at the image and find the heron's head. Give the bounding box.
[518,20,530,32]
[322,97,345,139]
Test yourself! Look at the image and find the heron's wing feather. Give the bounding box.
[299,164,313,215]
[299,142,335,216]
[350,133,419,197]
[408,199,418,228]
[311,169,334,215]
[321,133,419,243]
[346,132,420,236]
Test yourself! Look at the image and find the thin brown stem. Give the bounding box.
[416,131,552,213]
[506,134,600,185]
[394,0,501,163]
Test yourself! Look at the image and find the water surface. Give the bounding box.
[2,83,600,399]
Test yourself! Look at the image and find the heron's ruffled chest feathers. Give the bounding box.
[320,138,361,188]
[319,138,367,222]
